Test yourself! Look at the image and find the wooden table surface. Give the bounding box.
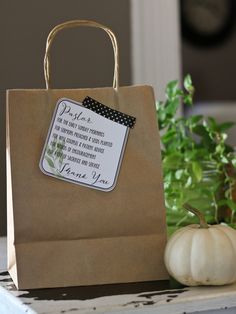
[1,237,236,314]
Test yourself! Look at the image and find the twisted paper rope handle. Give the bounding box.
[44,20,119,90]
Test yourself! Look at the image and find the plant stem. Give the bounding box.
[226,169,235,224]
[231,211,235,225]
[212,193,219,224]
[183,203,209,229]
[176,214,189,227]
[230,179,235,224]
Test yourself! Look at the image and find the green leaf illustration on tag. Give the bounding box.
[45,156,55,168]
[45,139,65,178]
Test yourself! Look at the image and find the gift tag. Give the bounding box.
[39,97,136,191]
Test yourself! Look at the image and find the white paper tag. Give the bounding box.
[39,98,134,192]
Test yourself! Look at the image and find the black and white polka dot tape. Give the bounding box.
[82,96,136,129]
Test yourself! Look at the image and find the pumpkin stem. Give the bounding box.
[183,203,209,229]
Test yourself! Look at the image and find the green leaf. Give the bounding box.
[192,162,202,182]
[227,200,236,212]
[162,129,177,144]
[220,156,228,164]
[192,124,208,137]
[175,169,184,180]
[221,133,228,141]
[232,158,236,168]
[218,122,235,132]
[156,102,169,130]
[157,107,167,128]
[184,74,193,92]
[184,150,196,161]
[185,176,192,188]
[183,94,193,106]
[208,117,217,131]
[156,101,163,110]
[166,80,178,99]
[163,153,183,169]
[186,115,203,127]
[216,144,224,154]
[165,98,180,116]
[45,156,55,168]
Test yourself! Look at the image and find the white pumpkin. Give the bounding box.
[164,204,236,286]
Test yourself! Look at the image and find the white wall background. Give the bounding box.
[131,0,182,101]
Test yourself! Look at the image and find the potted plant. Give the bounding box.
[157,75,236,235]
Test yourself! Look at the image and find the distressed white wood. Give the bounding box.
[130,0,182,100]
[0,286,36,314]
[1,237,236,314]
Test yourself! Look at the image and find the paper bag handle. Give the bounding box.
[44,20,119,90]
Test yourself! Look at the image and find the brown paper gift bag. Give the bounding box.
[6,20,168,289]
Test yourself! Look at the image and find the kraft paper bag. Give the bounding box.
[6,20,168,289]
